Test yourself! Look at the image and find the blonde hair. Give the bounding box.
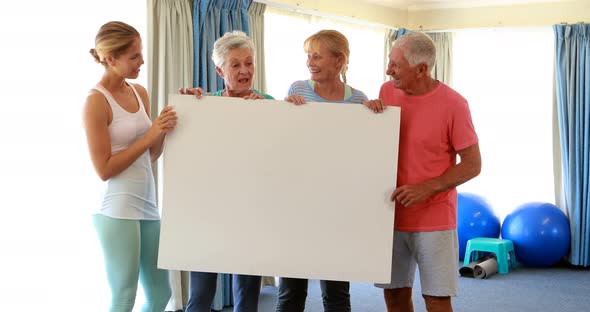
[304,30,350,83]
[212,30,255,68]
[90,21,140,67]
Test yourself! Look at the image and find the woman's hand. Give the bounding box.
[179,87,205,98]
[146,106,177,142]
[285,94,306,105]
[363,99,387,113]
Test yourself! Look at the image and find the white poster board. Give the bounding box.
[159,95,400,283]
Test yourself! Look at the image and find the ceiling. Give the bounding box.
[363,0,569,10]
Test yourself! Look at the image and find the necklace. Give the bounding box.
[223,88,253,97]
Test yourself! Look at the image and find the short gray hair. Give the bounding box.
[212,30,255,68]
[394,32,436,70]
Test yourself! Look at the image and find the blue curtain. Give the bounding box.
[192,1,253,307]
[394,28,409,39]
[554,23,590,267]
[193,0,252,91]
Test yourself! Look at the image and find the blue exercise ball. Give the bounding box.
[457,193,501,260]
[501,202,571,267]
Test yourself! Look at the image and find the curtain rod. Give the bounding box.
[417,24,557,33]
[253,0,396,30]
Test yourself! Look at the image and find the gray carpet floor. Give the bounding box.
[222,262,590,312]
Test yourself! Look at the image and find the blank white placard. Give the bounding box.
[159,94,400,283]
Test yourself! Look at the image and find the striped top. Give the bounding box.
[287,80,368,104]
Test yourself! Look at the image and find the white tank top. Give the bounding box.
[92,83,159,220]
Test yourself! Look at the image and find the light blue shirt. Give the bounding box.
[287,80,368,104]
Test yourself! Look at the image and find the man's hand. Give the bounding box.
[391,183,436,207]
[363,99,387,113]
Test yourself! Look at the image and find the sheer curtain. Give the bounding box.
[147,2,194,310]
[148,0,193,114]
[264,6,387,100]
[0,1,147,311]
[383,28,409,82]
[248,2,267,93]
[427,32,452,85]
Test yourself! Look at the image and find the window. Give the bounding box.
[264,7,387,100]
[452,27,556,221]
[1,2,147,310]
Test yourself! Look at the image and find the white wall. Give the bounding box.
[408,0,590,30]
[262,0,590,30]
[258,0,407,27]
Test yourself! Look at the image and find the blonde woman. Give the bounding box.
[84,21,175,312]
[277,29,368,312]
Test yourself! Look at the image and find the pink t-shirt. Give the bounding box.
[380,81,478,231]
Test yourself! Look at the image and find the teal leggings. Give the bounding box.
[93,214,171,312]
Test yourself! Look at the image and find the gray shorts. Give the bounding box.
[375,230,458,297]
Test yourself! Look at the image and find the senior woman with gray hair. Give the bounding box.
[182,31,273,312]
[182,30,272,100]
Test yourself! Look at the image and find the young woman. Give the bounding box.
[84,21,176,312]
